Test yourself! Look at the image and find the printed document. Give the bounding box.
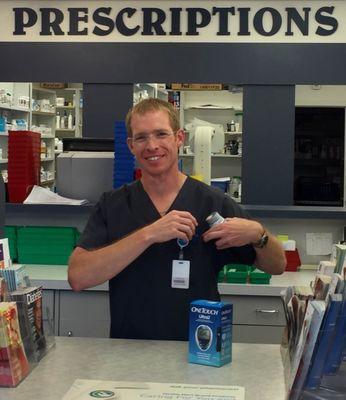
[63,380,245,400]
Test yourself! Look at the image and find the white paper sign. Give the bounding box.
[63,380,245,400]
[306,233,333,256]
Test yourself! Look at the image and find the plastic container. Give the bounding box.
[249,269,271,284]
[226,269,248,284]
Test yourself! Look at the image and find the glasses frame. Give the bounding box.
[128,131,176,147]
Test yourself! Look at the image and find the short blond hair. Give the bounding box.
[125,98,180,137]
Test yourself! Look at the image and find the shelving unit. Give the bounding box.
[178,90,243,186]
[0,82,31,185]
[133,83,168,103]
[31,85,57,190]
[55,86,83,138]
[0,83,83,193]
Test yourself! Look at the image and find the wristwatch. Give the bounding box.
[252,230,269,248]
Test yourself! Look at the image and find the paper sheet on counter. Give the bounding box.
[24,185,89,205]
[62,380,245,400]
[306,233,333,256]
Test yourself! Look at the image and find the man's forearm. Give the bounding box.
[254,233,286,275]
[68,226,154,291]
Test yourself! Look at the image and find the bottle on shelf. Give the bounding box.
[56,112,60,129]
[238,139,242,156]
[227,120,236,132]
[40,140,47,159]
[230,177,241,200]
[68,112,73,130]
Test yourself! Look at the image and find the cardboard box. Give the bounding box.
[171,83,223,91]
[188,300,232,367]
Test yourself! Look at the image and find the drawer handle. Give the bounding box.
[67,331,74,337]
[256,309,279,314]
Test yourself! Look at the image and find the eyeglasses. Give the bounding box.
[130,131,175,146]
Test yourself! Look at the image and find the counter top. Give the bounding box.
[0,337,286,400]
[24,265,316,296]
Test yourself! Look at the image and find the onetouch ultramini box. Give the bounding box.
[188,300,232,367]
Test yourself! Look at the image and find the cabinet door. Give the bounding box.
[42,289,57,336]
[59,290,110,338]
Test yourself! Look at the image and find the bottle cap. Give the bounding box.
[205,212,225,228]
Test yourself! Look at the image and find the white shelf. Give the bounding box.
[179,153,241,158]
[213,153,241,158]
[32,87,56,94]
[32,110,56,116]
[55,150,63,155]
[0,158,8,163]
[41,157,54,162]
[185,106,234,110]
[0,104,30,112]
[40,134,54,139]
[41,178,55,185]
[56,106,75,110]
[230,196,241,203]
[225,131,242,135]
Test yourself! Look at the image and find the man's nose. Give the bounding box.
[145,135,160,148]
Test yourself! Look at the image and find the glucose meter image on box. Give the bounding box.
[195,325,213,351]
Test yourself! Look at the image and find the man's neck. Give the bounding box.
[141,170,186,197]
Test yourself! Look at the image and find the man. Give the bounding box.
[68,98,286,340]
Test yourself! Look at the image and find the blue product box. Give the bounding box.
[188,300,232,367]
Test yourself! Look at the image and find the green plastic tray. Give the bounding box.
[249,269,272,284]
[226,269,248,284]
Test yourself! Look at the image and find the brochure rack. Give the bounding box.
[301,363,346,399]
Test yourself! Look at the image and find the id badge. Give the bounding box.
[171,260,190,289]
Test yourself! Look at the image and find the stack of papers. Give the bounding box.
[24,185,89,205]
[63,380,245,400]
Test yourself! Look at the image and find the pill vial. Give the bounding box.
[205,212,225,228]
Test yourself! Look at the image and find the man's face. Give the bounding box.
[127,110,184,177]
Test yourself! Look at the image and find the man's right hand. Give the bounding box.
[144,210,198,244]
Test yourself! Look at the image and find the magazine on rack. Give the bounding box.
[11,286,46,361]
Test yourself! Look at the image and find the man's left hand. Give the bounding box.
[202,218,263,250]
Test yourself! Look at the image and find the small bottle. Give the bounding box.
[40,140,47,159]
[68,112,73,129]
[60,113,65,130]
[56,112,60,129]
[206,212,225,228]
[230,120,236,132]
[230,177,241,199]
[238,139,242,156]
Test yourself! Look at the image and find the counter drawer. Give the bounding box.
[220,295,286,326]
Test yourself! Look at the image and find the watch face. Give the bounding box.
[261,235,269,247]
[253,233,268,248]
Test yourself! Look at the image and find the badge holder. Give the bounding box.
[171,239,190,289]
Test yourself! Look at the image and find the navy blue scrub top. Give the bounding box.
[78,177,256,340]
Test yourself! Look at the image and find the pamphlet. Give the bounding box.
[63,380,245,400]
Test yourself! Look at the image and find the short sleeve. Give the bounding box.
[77,193,109,250]
[221,194,252,219]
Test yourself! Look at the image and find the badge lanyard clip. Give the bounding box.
[177,238,189,260]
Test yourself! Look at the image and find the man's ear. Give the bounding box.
[176,129,185,148]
